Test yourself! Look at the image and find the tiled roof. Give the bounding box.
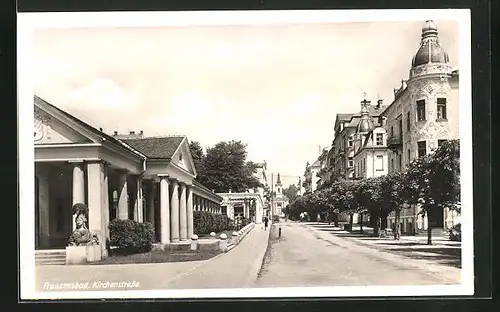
[337,113,354,121]
[122,136,185,159]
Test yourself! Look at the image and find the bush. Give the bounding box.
[449,223,461,241]
[108,219,155,255]
[193,211,233,234]
[272,214,280,222]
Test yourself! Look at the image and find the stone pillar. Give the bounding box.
[159,176,170,245]
[147,180,155,228]
[170,179,180,242]
[102,163,110,254]
[87,161,104,257]
[71,161,85,231]
[179,183,188,241]
[117,170,128,220]
[186,185,194,239]
[135,176,144,222]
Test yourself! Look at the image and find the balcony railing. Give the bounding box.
[387,135,403,149]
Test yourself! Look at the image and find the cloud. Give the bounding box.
[289,92,322,115]
[68,77,129,109]
[171,92,212,120]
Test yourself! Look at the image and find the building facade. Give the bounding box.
[328,101,388,182]
[271,173,288,217]
[34,96,222,259]
[383,20,460,234]
[352,100,389,179]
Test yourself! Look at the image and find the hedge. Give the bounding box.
[108,219,155,255]
[193,211,250,234]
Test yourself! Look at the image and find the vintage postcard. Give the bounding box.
[18,9,473,299]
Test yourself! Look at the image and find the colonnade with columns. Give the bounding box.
[37,160,224,253]
[192,193,222,214]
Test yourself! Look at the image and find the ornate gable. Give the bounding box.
[34,106,94,145]
[171,138,197,176]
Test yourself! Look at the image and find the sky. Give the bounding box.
[32,19,459,188]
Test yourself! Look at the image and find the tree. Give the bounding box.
[379,171,411,240]
[189,140,205,181]
[404,140,460,245]
[198,140,263,193]
[282,184,299,203]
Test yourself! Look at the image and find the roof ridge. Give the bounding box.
[122,135,186,140]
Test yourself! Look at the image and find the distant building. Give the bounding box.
[271,173,289,217]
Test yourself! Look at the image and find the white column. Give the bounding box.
[147,181,155,228]
[87,161,104,257]
[117,170,128,220]
[179,183,187,241]
[187,185,194,238]
[159,176,170,244]
[71,162,85,231]
[102,164,110,255]
[135,176,143,222]
[170,179,180,242]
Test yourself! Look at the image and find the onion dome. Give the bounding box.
[356,100,374,133]
[411,20,450,67]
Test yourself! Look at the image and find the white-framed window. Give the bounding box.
[417,99,426,121]
[375,155,384,171]
[376,133,383,146]
[437,98,447,120]
[348,156,353,167]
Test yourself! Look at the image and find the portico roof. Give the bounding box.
[34,95,147,160]
[122,136,185,160]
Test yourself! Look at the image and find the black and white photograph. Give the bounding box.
[18,9,473,299]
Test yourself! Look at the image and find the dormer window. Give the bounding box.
[179,152,183,161]
[376,133,384,146]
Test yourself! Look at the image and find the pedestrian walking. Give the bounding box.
[264,216,269,230]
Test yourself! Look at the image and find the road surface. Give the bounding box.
[253,222,461,287]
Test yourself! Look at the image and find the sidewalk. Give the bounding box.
[163,224,271,289]
[36,225,271,291]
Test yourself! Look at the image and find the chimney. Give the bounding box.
[113,131,118,136]
[130,131,135,135]
[99,127,103,132]
[381,116,387,127]
[140,130,143,135]
[377,99,383,109]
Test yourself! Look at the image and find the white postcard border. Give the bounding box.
[18,9,474,300]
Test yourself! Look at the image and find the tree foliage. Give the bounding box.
[287,140,461,243]
[189,140,205,180]
[195,140,263,193]
[282,184,299,203]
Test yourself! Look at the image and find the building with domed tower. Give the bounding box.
[383,20,460,235]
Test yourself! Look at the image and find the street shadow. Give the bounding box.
[383,247,462,268]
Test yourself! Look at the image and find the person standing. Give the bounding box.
[264,216,269,230]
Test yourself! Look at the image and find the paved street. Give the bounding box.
[253,222,461,287]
